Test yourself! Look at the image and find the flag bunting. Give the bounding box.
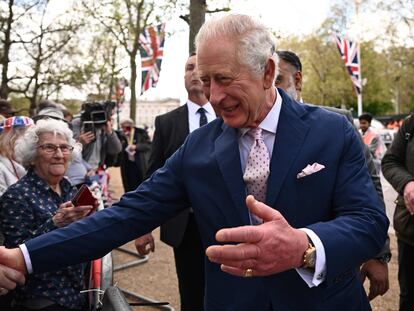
[139,23,166,94]
[334,34,362,95]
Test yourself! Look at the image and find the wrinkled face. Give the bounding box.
[121,123,133,135]
[33,132,71,181]
[275,59,299,100]
[184,55,204,95]
[359,119,370,132]
[197,37,274,128]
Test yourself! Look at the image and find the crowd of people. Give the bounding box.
[0,13,411,311]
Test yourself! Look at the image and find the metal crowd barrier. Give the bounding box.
[102,286,132,311]
[114,246,175,310]
[93,182,174,310]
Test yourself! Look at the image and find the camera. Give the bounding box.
[81,101,116,127]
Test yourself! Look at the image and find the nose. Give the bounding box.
[54,147,64,158]
[208,80,226,106]
[192,68,200,79]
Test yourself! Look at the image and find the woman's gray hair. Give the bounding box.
[195,14,278,78]
[15,119,81,169]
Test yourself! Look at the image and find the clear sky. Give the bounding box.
[141,0,331,102]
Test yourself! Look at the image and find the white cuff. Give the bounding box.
[19,244,33,274]
[295,228,326,287]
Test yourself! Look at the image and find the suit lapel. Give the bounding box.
[175,104,190,143]
[215,124,250,225]
[267,91,310,206]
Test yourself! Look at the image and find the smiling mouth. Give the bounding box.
[222,103,240,113]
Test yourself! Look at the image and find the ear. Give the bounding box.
[263,58,276,89]
[294,71,302,92]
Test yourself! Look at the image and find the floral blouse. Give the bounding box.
[0,169,86,309]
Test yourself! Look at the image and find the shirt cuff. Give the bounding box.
[295,228,326,287]
[19,244,33,274]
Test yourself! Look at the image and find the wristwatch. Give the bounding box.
[302,240,316,269]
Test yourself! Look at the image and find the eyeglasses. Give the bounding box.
[37,143,74,154]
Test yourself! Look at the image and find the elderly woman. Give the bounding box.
[0,119,93,311]
[0,116,34,196]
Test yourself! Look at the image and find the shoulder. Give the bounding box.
[134,127,148,134]
[186,118,224,143]
[0,160,8,173]
[299,102,350,127]
[157,105,187,121]
[0,179,25,201]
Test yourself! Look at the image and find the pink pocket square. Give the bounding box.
[297,163,326,179]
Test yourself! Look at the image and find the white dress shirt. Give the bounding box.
[238,89,326,287]
[187,100,216,133]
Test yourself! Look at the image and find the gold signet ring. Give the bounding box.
[244,268,253,278]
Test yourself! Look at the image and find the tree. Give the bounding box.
[180,0,230,54]
[0,0,84,114]
[0,0,42,99]
[82,0,178,122]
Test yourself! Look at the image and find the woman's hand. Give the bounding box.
[52,201,93,227]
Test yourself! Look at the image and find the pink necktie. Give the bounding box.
[243,128,270,224]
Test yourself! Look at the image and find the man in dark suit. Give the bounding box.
[274,50,391,301]
[134,54,216,311]
[0,14,388,310]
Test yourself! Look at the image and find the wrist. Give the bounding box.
[301,235,316,269]
[295,230,310,268]
[11,247,28,275]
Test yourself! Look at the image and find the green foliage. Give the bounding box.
[8,96,30,116]
[60,99,83,115]
[276,1,414,116]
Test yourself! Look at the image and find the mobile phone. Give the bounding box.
[71,184,97,215]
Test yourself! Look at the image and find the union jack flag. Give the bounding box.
[139,23,166,94]
[334,35,361,95]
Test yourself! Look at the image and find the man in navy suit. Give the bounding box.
[0,14,388,310]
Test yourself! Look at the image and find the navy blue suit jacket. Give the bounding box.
[26,90,388,310]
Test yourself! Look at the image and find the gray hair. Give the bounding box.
[195,14,278,78]
[15,119,81,169]
[0,127,27,159]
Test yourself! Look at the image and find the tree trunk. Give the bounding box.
[0,0,14,99]
[189,0,206,54]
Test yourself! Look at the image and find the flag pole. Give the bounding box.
[357,43,362,116]
[355,0,363,116]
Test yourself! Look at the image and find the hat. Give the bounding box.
[33,107,65,122]
[0,99,16,117]
[1,116,35,132]
[120,118,135,126]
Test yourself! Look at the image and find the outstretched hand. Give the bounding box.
[0,263,25,295]
[0,246,27,275]
[206,195,308,277]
